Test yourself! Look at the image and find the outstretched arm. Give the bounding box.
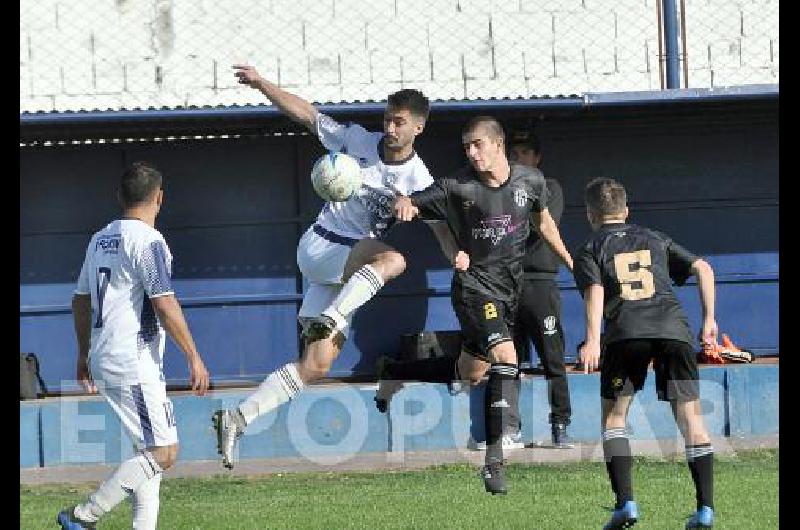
[233,64,318,131]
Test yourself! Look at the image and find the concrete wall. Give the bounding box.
[20,0,778,113]
[19,364,778,468]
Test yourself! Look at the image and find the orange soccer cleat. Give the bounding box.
[718,334,754,363]
[698,333,754,364]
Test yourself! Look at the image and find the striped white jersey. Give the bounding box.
[75,218,174,383]
[313,113,434,240]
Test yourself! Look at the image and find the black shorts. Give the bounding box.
[451,286,516,362]
[601,339,699,402]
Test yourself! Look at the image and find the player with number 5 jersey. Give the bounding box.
[574,209,699,348]
[574,177,718,529]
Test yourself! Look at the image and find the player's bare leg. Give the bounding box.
[601,394,639,529]
[672,399,715,528]
[308,239,406,340]
[213,333,344,469]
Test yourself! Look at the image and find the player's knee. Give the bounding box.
[602,403,628,429]
[487,340,517,365]
[376,250,406,279]
[298,362,328,384]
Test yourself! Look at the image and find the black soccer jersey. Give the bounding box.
[522,177,564,279]
[574,223,699,346]
[410,163,548,301]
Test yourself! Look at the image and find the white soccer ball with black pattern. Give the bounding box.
[310,152,363,202]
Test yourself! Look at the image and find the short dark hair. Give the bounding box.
[387,89,430,122]
[119,161,162,208]
[508,129,541,154]
[463,116,505,143]
[585,177,627,217]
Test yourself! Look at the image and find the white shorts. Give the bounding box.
[93,370,178,449]
[296,225,360,337]
[297,225,356,284]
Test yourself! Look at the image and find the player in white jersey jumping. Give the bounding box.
[212,64,458,469]
[57,162,210,530]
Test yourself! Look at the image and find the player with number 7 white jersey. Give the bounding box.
[58,162,209,530]
[75,219,174,387]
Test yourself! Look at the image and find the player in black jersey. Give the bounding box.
[574,178,717,529]
[383,116,573,495]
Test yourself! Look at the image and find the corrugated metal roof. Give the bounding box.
[19,94,584,116]
[19,85,777,122]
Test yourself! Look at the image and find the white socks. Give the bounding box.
[75,451,163,523]
[132,474,162,530]
[238,363,305,425]
[323,264,385,329]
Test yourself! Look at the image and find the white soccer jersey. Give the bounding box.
[75,219,174,383]
[314,113,434,239]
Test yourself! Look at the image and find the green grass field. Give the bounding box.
[22,449,777,529]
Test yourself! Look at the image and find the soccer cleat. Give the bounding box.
[212,409,243,470]
[374,355,404,413]
[718,334,754,363]
[304,314,337,343]
[603,500,639,530]
[551,423,574,449]
[469,433,526,451]
[699,333,753,364]
[480,462,508,495]
[56,507,95,530]
[685,506,714,528]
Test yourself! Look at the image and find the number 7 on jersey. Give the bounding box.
[94,267,111,328]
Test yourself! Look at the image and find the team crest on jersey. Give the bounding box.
[513,188,528,207]
[543,315,557,335]
[612,377,624,390]
[356,184,396,237]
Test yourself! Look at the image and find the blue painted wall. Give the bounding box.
[20,364,778,468]
[20,102,778,391]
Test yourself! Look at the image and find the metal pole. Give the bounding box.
[679,0,689,88]
[662,0,681,88]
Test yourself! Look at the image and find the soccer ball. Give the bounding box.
[310,152,363,202]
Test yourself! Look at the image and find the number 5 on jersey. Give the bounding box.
[614,250,655,300]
